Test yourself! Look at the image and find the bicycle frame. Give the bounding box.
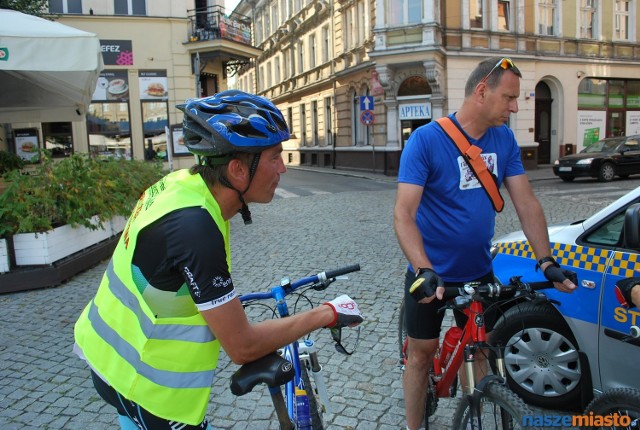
[232,265,359,429]
[432,300,490,399]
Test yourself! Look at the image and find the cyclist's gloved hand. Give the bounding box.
[410,268,444,301]
[537,257,577,292]
[324,295,363,329]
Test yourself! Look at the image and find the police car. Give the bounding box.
[490,187,640,410]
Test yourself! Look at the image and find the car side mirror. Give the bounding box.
[623,203,640,248]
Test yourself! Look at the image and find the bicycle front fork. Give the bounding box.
[298,339,333,414]
[462,344,508,430]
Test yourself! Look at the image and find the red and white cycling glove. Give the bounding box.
[323,295,363,329]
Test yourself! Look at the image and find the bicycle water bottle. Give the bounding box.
[295,387,312,429]
[438,326,462,369]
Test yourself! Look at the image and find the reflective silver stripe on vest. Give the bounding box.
[85,261,216,389]
[106,260,214,343]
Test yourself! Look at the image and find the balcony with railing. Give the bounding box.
[187,5,252,45]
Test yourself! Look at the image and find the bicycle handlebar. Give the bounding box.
[238,264,361,303]
[440,277,555,301]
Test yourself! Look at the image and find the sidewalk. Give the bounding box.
[289,163,557,183]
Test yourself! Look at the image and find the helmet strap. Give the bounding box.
[218,153,262,225]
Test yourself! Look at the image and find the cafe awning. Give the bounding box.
[0,9,103,123]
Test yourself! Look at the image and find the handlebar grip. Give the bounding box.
[324,264,361,279]
[527,281,555,291]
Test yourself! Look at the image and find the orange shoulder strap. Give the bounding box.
[436,117,505,212]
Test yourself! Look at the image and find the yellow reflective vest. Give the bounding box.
[74,169,230,425]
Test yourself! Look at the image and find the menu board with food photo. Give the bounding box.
[92,70,130,102]
[139,70,168,101]
[14,128,40,162]
[170,124,189,156]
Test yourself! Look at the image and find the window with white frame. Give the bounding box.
[344,7,353,50]
[309,34,316,69]
[615,0,631,40]
[297,41,304,75]
[357,0,366,45]
[469,0,484,29]
[538,0,557,36]
[312,100,318,146]
[259,66,265,91]
[300,103,307,145]
[275,56,281,85]
[322,26,330,63]
[580,0,597,39]
[387,0,421,26]
[114,0,146,15]
[266,61,272,89]
[265,10,271,38]
[497,0,511,31]
[255,17,264,45]
[49,0,82,13]
[325,96,332,146]
[271,4,278,34]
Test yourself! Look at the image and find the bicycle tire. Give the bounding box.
[581,388,640,430]
[301,363,325,430]
[398,298,407,362]
[451,382,539,430]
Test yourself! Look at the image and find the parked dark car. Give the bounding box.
[552,134,640,182]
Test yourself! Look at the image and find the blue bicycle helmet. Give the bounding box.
[177,90,289,225]
[177,90,290,159]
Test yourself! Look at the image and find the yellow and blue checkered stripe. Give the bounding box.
[494,241,639,278]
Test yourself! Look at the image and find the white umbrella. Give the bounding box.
[0,9,103,123]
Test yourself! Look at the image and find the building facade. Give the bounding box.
[233,0,640,174]
[0,0,256,171]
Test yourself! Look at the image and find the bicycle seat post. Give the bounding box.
[268,386,295,430]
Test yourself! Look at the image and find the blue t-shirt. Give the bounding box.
[398,114,525,282]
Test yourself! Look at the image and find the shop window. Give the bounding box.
[87,102,132,159]
[627,80,640,108]
[142,102,169,160]
[42,122,73,158]
[608,80,625,108]
[578,78,607,108]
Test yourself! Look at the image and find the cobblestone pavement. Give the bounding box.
[0,167,614,430]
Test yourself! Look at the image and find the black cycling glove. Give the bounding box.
[410,268,444,300]
[537,256,578,285]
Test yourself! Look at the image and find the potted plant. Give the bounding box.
[0,153,164,268]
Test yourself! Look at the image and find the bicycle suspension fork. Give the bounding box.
[298,339,333,413]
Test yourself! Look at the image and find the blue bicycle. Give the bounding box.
[230,264,361,430]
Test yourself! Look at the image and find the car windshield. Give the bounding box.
[581,138,623,153]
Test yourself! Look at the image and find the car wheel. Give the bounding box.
[491,302,584,410]
[598,162,615,182]
[559,176,575,182]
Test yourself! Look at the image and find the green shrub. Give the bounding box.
[0,154,165,237]
[0,150,26,175]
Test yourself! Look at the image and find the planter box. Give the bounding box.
[12,215,127,266]
[0,238,9,273]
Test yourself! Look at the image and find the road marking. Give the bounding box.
[541,186,620,195]
[274,188,300,199]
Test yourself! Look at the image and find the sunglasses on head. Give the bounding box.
[479,57,516,85]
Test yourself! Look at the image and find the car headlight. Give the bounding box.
[553,159,559,165]
[576,158,593,165]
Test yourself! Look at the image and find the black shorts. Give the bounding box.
[403,269,498,340]
[91,370,210,429]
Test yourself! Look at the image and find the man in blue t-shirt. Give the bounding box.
[393,57,577,430]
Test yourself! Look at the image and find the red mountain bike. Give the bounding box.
[398,276,556,430]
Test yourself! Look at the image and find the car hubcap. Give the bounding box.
[602,165,614,181]
[504,327,581,397]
